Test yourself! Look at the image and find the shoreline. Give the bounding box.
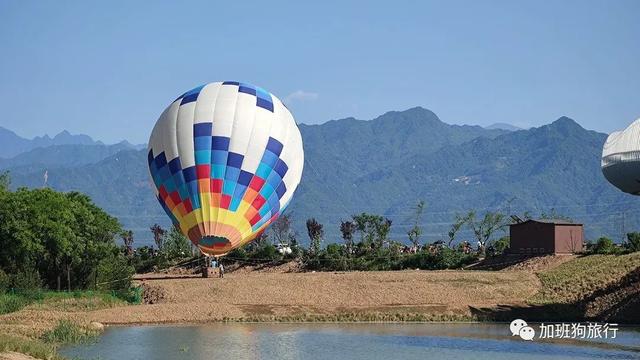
[2,253,639,359]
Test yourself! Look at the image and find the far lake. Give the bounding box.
[61,323,640,360]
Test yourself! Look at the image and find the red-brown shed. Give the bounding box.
[509,219,584,255]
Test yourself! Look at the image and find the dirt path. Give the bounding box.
[87,270,540,324]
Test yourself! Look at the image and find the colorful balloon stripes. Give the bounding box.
[147,82,303,255]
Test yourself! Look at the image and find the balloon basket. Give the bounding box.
[202,266,215,278]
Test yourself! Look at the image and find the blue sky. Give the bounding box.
[0,0,638,143]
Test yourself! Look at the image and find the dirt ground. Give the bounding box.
[85,270,540,324]
[0,352,39,360]
[502,254,576,272]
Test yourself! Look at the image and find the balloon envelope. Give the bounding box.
[602,118,640,195]
[147,82,304,255]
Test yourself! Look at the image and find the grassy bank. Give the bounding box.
[0,333,61,360]
[0,319,101,360]
[41,320,101,345]
[531,252,640,305]
[0,290,130,316]
[0,290,133,359]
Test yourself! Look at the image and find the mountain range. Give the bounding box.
[0,127,144,159]
[1,108,636,246]
[485,122,522,131]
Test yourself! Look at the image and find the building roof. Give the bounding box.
[511,219,583,226]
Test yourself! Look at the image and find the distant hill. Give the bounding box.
[1,108,635,247]
[0,127,108,158]
[0,142,138,169]
[485,122,522,131]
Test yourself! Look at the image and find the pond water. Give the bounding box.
[61,323,640,360]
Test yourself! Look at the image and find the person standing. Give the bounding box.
[219,262,224,278]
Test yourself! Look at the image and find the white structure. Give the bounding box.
[276,243,292,255]
[602,118,640,194]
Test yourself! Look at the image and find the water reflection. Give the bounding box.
[61,323,640,360]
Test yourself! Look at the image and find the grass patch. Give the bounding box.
[221,312,477,323]
[0,333,61,360]
[0,293,31,315]
[41,320,100,345]
[34,291,126,312]
[530,252,640,304]
[0,288,138,315]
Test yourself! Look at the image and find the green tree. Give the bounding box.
[492,236,510,256]
[163,226,191,260]
[0,171,9,191]
[592,237,619,255]
[340,220,356,254]
[0,186,125,291]
[540,208,572,222]
[150,224,167,251]
[65,191,122,289]
[306,218,324,255]
[466,210,507,253]
[626,232,640,252]
[448,213,470,248]
[407,200,425,248]
[96,248,134,291]
[121,230,134,256]
[352,213,392,250]
[270,213,296,246]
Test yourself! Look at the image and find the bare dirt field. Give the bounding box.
[86,270,540,324]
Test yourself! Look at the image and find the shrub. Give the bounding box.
[41,320,100,344]
[626,232,640,252]
[0,269,9,292]
[591,237,620,255]
[0,333,59,360]
[311,243,351,271]
[129,245,158,273]
[11,268,43,293]
[96,252,134,291]
[250,243,281,262]
[227,247,248,261]
[492,236,510,256]
[0,293,29,314]
[113,286,143,304]
[163,226,192,261]
[400,248,477,270]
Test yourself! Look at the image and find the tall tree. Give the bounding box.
[271,213,296,245]
[121,230,134,256]
[163,226,191,259]
[340,220,356,253]
[306,218,324,255]
[150,224,167,251]
[0,171,9,192]
[353,213,392,250]
[540,208,572,222]
[407,200,425,248]
[466,210,507,253]
[448,213,470,248]
[0,188,125,291]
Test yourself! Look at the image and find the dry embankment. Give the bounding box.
[89,270,539,323]
[532,252,640,322]
[469,252,640,322]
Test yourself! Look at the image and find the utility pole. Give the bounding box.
[621,211,626,243]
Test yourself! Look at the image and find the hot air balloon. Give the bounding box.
[602,118,640,195]
[147,81,304,256]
